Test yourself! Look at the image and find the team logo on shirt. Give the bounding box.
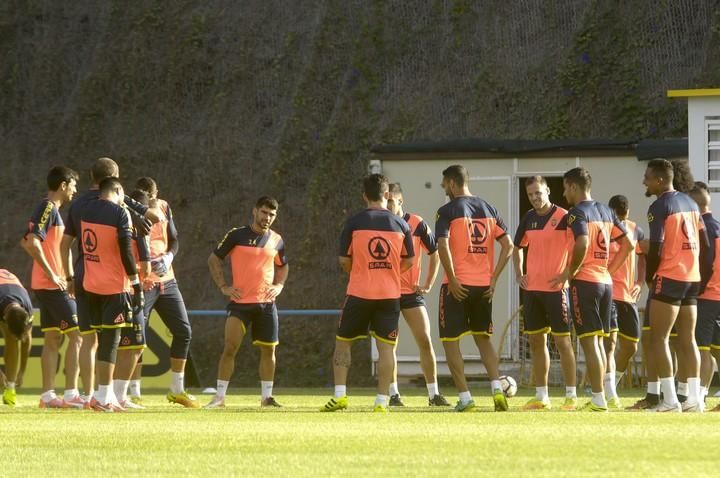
[82,229,100,263]
[468,220,488,253]
[567,214,576,225]
[681,215,697,250]
[594,228,609,259]
[368,237,392,269]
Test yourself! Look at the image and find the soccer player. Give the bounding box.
[125,178,199,408]
[0,269,34,407]
[513,176,577,411]
[689,182,719,403]
[386,182,449,407]
[321,174,414,413]
[206,196,289,408]
[550,167,632,412]
[81,177,145,412]
[60,157,158,404]
[642,159,706,412]
[604,195,645,408]
[20,166,84,408]
[435,165,514,412]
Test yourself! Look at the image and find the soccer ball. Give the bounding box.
[499,375,517,398]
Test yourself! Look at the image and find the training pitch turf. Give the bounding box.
[3,387,720,477]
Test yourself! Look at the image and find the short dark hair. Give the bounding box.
[130,189,150,206]
[6,305,32,340]
[99,176,123,195]
[646,158,674,184]
[563,167,592,190]
[670,159,694,193]
[525,176,547,188]
[690,181,710,209]
[91,157,119,183]
[255,196,279,210]
[388,182,403,195]
[136,177,158,196]
[47,166,79,191]
[363,174,389,201]
[442,165,469,187]
[608,195,629,217]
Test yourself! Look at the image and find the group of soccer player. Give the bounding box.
[2,157,720,413]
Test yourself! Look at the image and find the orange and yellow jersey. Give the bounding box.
[514,204,569,292]
[400,212,437,294]
[213,226,287,304]
[435,196,509,287]
[146,199,177,283]
[0,269,33,317]
[339,208,414,300]
[648,190,704,282]
[80,199,134,295]
[567,200,628,285]
[700,212,720,300]
[24,199,66,290]
[609,219,645,302]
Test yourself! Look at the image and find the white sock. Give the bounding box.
[687,377,701,403]
[334,385,346,398]
[426,382,439,398]
[261,381,273,400]
[41,390,56,402]
[660,377,677,405]
[458,390,472,404]
[604,373,618,399]
[648,381,660,395]
[63,388,80,401]
[114,380,129,403]
[389,382,399,396]
[375,394,389,406]
[702,386,709,398]
[82,391,93,400]
[490,380,501,392]
[677,382,688,397]
[129,379,141,397]
[170,372,185,394]
[535,386,549,401]
[565,386,577,398]
[614,370,625,387]
[96,384,111,405]
[6,381,16,390]
[591,392,606,407]
[216,380,230,398]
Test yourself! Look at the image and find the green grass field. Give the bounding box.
[3,387,720,477]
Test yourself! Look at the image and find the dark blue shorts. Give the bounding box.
[34,289,78,334]
[86,292,133,329]
[651,276,700,306]
[610,300,640,342]
[400,293,426,310]
[522,289,571,336]
[337,296,400,345]
[696,298,720,350]
[227,302,279,346]
[569,280,612,339]
[119,306,146,350]
[439,284,493,341]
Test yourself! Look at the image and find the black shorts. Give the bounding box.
[86,292,133,329]
[337,296,400,345]
[522,289,571,336]
[610,300,640,342]
[569,280,612,339]
[651,276,700,306]
[34,289,78,334]
[439,284,493,341]
[118,306,146,351]
[400,293,426,310]
[227,302,279,346]
[696,298,720,350]
[642,297,678,337]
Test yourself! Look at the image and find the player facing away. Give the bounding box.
[20,166,84,409]
[0,269,34,407]
[689,182,720,405]
[513,176,577,411]
[321,174,414,413]
[80,177,145,412]
[604,195,645,409]
[435,165,514,412]
[206,196,289,408]
[643,159,707,412]
[60,157,159,405]
[125,178,199,408]
[550,167,632,412]
[385,182,450,407]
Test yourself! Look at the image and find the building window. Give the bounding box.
[707,119,720,187]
